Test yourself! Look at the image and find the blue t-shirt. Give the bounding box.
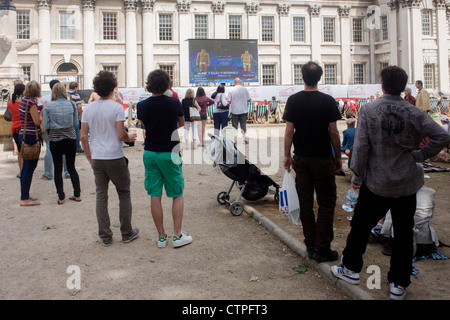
[137,95,184,153]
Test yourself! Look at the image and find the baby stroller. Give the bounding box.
[208,133,280,216]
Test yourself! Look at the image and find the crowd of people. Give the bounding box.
[4,61,450,300]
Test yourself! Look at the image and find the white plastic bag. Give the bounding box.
[279,170,300,225]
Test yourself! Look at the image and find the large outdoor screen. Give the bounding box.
[188,39,259,84]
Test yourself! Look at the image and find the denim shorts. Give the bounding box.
[200,114,208,120]
[143,151,184,198]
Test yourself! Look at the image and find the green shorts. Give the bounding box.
[143,151,184,198]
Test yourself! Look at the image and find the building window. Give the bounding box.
[424,64,434,89]
[159,14,173,41]
[194,14,208,39]
[293,64,304,85]
[17,10,30,40]
[229,15,242,40]
[22,65,31,81]
[352,18,363,43]
[324,64,336,84]
[103,65,119,79]
[102,13,117,40]
[381,16,388,41]
[380,62,389,71]
[262,65,275,85]
[293,17,305,42]
[159,65,174,84]
[323,18,335,43]
[261,16,274,42]
[60,11,75,40]
[422,10,431,36]
[353,64,365,84]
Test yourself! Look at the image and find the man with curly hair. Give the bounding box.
[80,70,139,247]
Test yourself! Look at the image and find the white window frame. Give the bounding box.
[352,18,364,43]
[59,11,76,41]
[262,64,276,85]
[421,10,432,36]
[17,10,30,40]
[353,63,365,84]
[424,64,435,89]
[323,17,336,43]
[228,15,242,40]
[381,16,388,41]
[324,64,337,84]
[102,12,118,41]
[261,16,275,42]
[293,17,306,43]
[158,13,173,41]
[194,14,208,39]
[293,64,304,85]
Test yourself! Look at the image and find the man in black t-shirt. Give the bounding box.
[283,61,342,263]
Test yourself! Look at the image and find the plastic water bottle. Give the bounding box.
[342,188,359,212]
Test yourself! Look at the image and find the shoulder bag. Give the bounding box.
[20,100,41,160]
[189,99,201,121]
[216,94,229,110]
[4,106,13,121]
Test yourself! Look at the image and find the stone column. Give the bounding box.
[82,0,96,89]
[212,1,226,39]
[141,0,155,82]
[309,5,321,65]
[278,4,291,85]
[409,0,423,83]
[124,0,138,87]
[339,6,351,84]
[387,0,398,66]
[434,0,449,92]
[178,0,192,86]
[37,0,52,80]
[246,2,259,40]
[397,0,413,78]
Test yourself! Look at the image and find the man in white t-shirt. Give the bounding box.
[228,78,251,143]
[80,71,138,247]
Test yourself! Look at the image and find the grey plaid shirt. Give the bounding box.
[351,94,450,197]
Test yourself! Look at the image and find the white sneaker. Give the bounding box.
[390,282,407,300]
[157,234,168,248]
[331,264,360,285]
[173,232,193,248]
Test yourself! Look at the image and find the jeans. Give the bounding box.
[50,139,80,200]
[19,133,40,200]
[342,184,416,287]
[293,155,337,253]
[75,121,83,152]
[44,133,68,179]
[213,112,229,136]
[91,157,133,241]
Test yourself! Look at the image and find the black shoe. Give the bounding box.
[311,249,338,262]
[307,246,316,259]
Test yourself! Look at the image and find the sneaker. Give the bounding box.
[173,232,193,248]
[122,228,140,243]
[311,249,338,262]
[331,264,360,285]
[390,282,407,300]
[101,239,112,247]
[157,234,168,248]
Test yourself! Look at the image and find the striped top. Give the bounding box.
[19,97,42,137]
[48,127,76,142]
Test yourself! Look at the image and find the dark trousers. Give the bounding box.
[231,113,247,134]
[50,139,80,200]
[18,133,39,200]
[213,112,229,136]
[91,157,133,241]
[293,155,336,253]
[342,184,416,287]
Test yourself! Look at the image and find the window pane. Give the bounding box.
[293,17,305,42]
[262,65,275,85]
[353,64,365,84]
[381,16,388,41]
[422,10,431,36]
[103,65,118,79]
[352,18,363,43]
[229,15,241,40]
[195,15,208,39]
[293,64,304,85]
[60,12,75,40]
[324,64,336,84]
[424,64,434,88]
[159,14,173,41]
[17,10,30,40]
[159,65,174,84]
[323,18,335,42]
[103,13,117,40]
[261,16,274,42]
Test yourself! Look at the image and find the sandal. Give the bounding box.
[57,199,65,205]
[20,200,41,207]
[69,196,82,202]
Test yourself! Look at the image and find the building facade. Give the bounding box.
[13,0,450,93]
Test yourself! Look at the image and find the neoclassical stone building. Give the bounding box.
[12,0,450,92]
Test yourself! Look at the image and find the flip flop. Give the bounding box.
[69,196,82,202]
[57,199,65,205]
[20,200,41,207]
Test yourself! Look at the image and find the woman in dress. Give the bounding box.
[194,87,215,147]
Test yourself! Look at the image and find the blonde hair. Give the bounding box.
[185,88,194,99]
[23,80,41,98]
[51,82,68,101]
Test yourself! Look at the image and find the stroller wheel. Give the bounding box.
[230,202,245,216]
[217,191,229,205]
